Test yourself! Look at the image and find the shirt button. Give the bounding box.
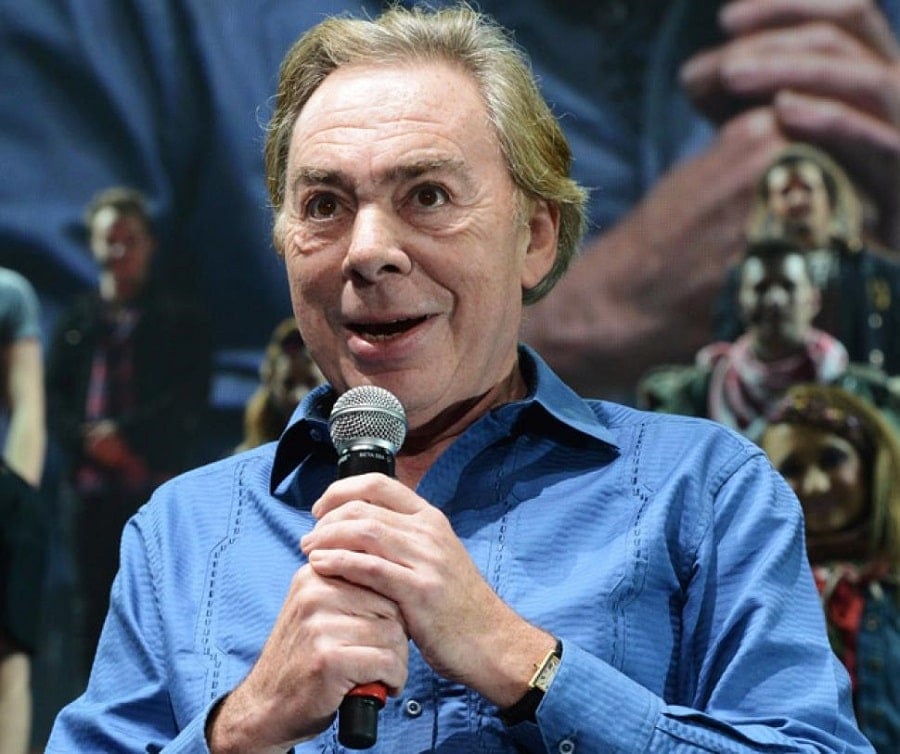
[868,312,883,329]
[558,739,575,754]
[404,699,423,717]
[868,349,885,368]
[866,616,880,631]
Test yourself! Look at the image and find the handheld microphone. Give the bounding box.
[328,385,407,749]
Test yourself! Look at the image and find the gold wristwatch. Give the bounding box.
[498,639,562,726]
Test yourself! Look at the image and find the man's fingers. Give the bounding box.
[720,0,900,60]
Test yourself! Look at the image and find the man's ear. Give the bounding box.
[520,198,560,291]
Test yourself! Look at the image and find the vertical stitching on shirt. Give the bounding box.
[610,422,651,667]
[202,459,246,701]
[141,509,166,681]
[492,440,513,592]
[431,672,441,750]
[467,436,515,750]
[493,507,509,590]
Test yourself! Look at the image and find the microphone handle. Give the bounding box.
[336,445,395,749]
[339,683,387,749]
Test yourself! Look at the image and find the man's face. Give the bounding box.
[738,253,820,354]
[764,161,832,248]
[761,423,867,536]
[277,62,556,429]
[90,207,155,302]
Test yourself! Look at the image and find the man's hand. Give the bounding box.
[681,0,900,248]
[302,473,556,709]
[206,557,408,753]
[82,420,148,484]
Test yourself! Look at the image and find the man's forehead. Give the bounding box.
[288,62,496,161]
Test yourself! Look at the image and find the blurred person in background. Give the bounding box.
[715,143,900,375]
[235,318,324,453]
[46,187,212,672]
[0,268,47,754]
[637,237,900,438]
[760,383,900,753]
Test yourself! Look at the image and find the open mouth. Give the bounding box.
[348,315,430,342]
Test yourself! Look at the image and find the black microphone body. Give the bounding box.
[336,443,395,480]
[328,386,407,750]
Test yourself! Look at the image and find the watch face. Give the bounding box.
[532,651,561,692]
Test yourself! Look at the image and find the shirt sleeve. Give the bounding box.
[532,452,874,754]
[44,514,218,753]
[0,269,41,343]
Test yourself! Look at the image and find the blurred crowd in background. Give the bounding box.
[2,1,900,752]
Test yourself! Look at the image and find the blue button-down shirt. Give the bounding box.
[46,348,872,753]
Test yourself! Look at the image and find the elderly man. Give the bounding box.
[47,6,872,753]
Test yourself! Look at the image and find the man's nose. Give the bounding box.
[342,206,412,282]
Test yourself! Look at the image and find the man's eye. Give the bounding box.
[412,185,448,208]
[306,193,340,219]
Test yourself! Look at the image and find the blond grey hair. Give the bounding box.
[264,3,587,304]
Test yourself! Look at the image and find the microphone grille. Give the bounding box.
[328,385,407,454]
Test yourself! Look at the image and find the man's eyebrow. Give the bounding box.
[291,159,470,194]
[291,167,353,195]
[383,158,468,182]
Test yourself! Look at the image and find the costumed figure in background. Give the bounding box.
[715,143,900,375]
[638,237,900,439]
[760,383,900,753]
[235,318,324,453]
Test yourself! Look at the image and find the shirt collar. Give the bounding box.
[269,344,618,495]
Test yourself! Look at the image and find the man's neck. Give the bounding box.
[395,365,528,489]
